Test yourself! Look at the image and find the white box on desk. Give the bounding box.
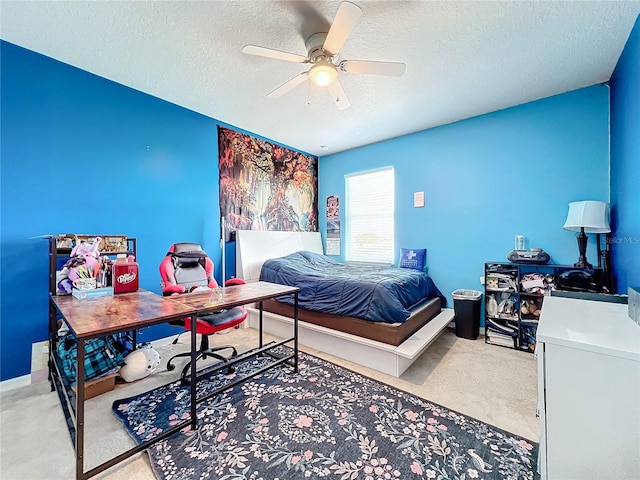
[72,287,114,300]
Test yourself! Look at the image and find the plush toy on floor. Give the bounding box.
[119,347,161,383]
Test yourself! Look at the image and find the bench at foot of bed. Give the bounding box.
[246,307,455,377]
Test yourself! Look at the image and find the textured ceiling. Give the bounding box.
[2,1,639,156]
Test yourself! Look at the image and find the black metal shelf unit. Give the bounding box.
[483,262,603,353]
[46,235,137,443]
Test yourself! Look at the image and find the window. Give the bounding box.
[345,167,394,264]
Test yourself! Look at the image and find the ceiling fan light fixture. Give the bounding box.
[241,2,404,110]
[309,59,337,87]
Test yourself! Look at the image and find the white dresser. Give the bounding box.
[536,296,640,479]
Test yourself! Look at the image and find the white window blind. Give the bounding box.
[345,167,394,264]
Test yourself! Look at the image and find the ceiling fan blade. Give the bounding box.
[267,72,309,98]
[340,60,406,77]
[242,45,308,64]
[327,79,351,110]
[323,2,362,56]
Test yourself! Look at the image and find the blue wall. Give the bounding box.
[0,41,219,380]
[319,86,610,308]
[610,14,640,293]
[0,41,309,381]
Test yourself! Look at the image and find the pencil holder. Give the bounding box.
[73,277,97,290]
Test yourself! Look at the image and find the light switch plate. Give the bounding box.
[414,191,425,208]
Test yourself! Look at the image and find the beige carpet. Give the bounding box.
[0,327,538,480]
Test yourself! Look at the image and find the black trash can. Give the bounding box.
[452,289,482,340]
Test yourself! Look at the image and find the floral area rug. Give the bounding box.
[112,347,538,480]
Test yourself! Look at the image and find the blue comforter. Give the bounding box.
[259,251,445,323]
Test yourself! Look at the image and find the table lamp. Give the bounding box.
[562,200,610,268]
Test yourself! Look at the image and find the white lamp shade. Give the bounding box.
[309,59,338,87]
[562,200,611,233]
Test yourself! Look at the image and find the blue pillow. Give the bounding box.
[399,248,426,271]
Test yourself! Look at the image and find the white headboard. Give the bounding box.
[236,230,324,282]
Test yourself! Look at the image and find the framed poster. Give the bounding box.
[326,195,339,219]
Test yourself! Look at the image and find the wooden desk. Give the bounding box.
[172,280,300,348]
[169,281,301,406]
[52,289,193,338]
[49,282,299,480]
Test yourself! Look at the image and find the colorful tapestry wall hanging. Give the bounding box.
[218,126,318,240]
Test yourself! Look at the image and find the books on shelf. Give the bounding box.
[487,331,517,348]
[486,318,517,337]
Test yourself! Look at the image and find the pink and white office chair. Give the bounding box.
[159,242,246,383]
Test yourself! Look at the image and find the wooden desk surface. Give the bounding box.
[52,290,193,338]
[171,281,299,313]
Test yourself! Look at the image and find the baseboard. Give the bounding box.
[3,319,461,390]
[0,374,31,392]
[1,334,182,391]
[0,340,52,389]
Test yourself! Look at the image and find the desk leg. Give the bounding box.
[294,292,299,373]
[259,301,263,348]
[189,314,197,431]
[76,338,86,480]
[48,301,56,391]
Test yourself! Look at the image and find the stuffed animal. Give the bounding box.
[118,347,161,383]
[56,270,74,294]
[65,237,102,281]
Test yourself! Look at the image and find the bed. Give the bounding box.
[235,230,454,377]
[259,250,446,345]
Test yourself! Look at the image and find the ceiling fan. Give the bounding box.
[241,1,406,110]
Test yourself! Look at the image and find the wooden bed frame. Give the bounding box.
[235,230,454,377]
[260,296,442,347]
